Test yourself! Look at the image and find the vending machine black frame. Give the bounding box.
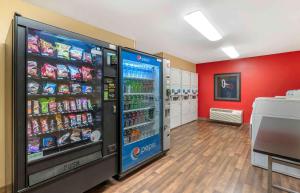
[9,15,119,193]
[117,47,165,178]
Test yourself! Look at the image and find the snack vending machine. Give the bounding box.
[119,48,164,176]
[6,16,118,193]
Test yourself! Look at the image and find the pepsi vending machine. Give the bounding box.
[119,48,164,176]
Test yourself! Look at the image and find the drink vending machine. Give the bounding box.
[118,48,164,177]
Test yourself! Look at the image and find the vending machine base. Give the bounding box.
[116,152,165,179]
[22,154,116,193]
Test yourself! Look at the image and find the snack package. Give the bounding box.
[82,85,93,94]
[31,119,41,135]
[27,61,38,78]
[82,113,88,125]
[87,99,93,110]
[70,47,83,61]
[43,83,56,95]
[58,132,70,146]
[56,114,64,130]
[40,118,49,133]
[27,100,32,115]
[49,119,56,131]
[27,34,40,54]
[48,98,56,113]
[57,101,64,113]
[58,84,70,94]
[28,137,40,154]
[82,52,92,64]
[81,66,93,81]
[81,98,88,110]
[28,81,40,95]
[70,100,77,111]
[87,113,93,124]
[63,100,70,112]
[68,65,81,80]
[56,64,69,79]
[82,128,91,140]
[40,39,55,57]
[39,98,49,114]
[76,99,82,111]
[42,136,56,149]
[41,63,56,80]
[70,129,81,142]
[69,114,77,127]
[33,100,40,115]
[55,42,71,60]
[63,115,70,129]
[27,121,32,136]
[76,114,82,126]
[71,83,81,94]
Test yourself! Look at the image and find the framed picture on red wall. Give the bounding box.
[214,72,241,101]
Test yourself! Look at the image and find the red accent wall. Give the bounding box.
[196,51,300,123]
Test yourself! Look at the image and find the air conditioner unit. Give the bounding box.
[210,108,243,124]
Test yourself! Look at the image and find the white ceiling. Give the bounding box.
[26,0,300,63]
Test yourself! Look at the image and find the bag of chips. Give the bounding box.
[40,39,55,57]
[55,42,71,60]
[69,114,77,127]
[27,121,32,136]
[39,98,49,114]
[70,46,83,61]
[71,83,82,94]
[82,52,93,64]
[82,128,91,140]
[81,66,93,81]
[58,84,70,94]
[28,81,40,95]
[27,61,38,78]
[48,98,57,113]
[42,136,56,149]
[41,63,57,80]
[82,113,88,125]
[68,65,81,80]
[63,100,70,112]
[70,100,77,111]
[28,137,40,153]
[42,83,56,95]
[56,114,64,130]
[82,85,93,94]
[70,129,81,142]
[63,115,70,129]
[57,64,69,79]
[32,119,41,135]
[40,118,49,133]
[28,34,40,54]
[58,132,70,146]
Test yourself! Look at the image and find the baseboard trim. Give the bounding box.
[198,117,209,121]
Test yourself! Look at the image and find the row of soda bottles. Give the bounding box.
[124,124,156,144]
[123,79,154,94]
[123,95,154,111]
[123,63,155,79]
[123,109,154,128]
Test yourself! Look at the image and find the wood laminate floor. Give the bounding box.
[87,121,300,193]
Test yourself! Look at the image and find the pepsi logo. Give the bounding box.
[131,147,140,160]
